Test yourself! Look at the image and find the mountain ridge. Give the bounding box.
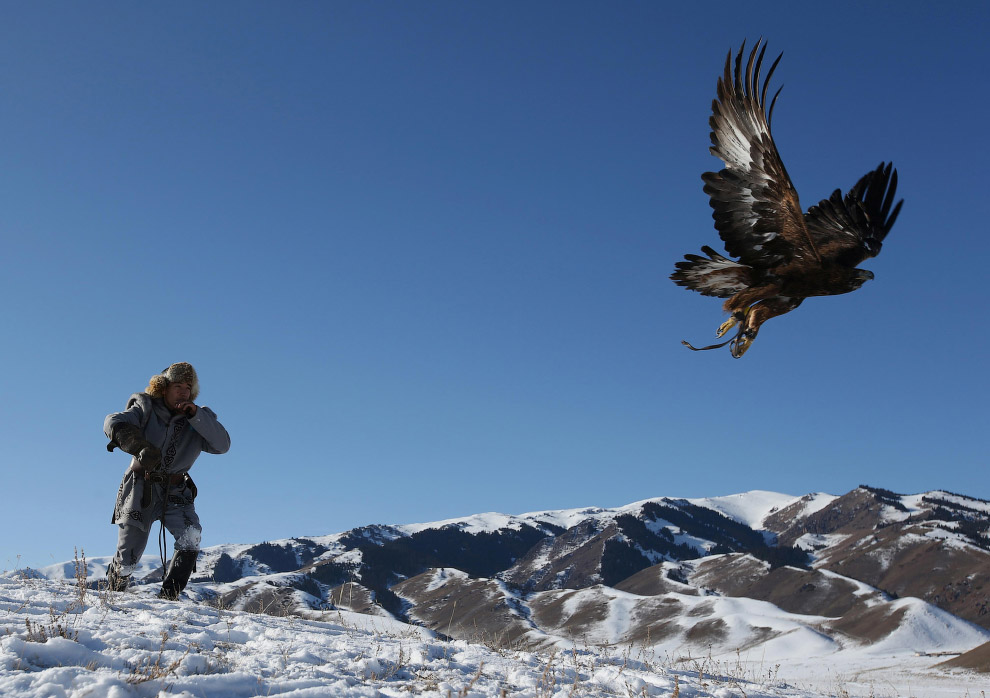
[14,485,990,671]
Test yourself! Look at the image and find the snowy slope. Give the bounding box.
[685,490,806,529]
[2,575,988,698]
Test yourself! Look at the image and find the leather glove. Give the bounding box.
[112,424,161,474]
[128,446,162,477]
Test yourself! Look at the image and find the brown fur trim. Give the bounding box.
[146,362,200,400]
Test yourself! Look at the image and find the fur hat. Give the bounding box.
[146,362,200,401]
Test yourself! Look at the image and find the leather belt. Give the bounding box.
[147,472,187,486]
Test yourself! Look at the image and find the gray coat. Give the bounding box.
[105,393,230,531]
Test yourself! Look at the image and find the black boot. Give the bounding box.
[158,550,198,600]
[106,560,130,592]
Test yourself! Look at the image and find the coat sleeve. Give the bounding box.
[104,393,153,444]
[188,406,231,454]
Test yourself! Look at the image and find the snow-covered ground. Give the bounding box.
[1,574,986,698]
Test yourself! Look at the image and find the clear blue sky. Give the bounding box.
[2,2,988,570]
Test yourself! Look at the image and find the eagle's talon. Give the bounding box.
[730,331,756,358]
[716,316,738,338]
[716,310,748,338]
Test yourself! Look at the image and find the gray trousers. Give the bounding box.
[113,482,202,577]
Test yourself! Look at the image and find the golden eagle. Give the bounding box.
[671,40,902,357]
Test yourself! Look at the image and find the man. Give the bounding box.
[104,362,230,599]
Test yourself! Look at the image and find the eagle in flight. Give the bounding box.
[671,40,902,358]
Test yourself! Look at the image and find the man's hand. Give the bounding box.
[175,401,198,418]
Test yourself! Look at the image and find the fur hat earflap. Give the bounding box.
[146,362,200,400]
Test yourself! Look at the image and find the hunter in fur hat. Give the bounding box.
[104,362,230,599]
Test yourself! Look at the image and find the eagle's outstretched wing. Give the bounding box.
[702,39,820,268]
[804,162,903,268]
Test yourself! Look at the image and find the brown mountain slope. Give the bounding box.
[940,640,990,672]
[686,553,887,617]
[394,568,541,647]
[764,487,990,629]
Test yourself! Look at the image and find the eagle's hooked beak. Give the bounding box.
[847,269,875,292]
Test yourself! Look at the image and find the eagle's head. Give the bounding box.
[848,268,875,290]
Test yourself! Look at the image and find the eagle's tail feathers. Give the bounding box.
[670,247,752,298]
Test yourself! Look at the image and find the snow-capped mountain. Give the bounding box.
[14,485,990,674]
